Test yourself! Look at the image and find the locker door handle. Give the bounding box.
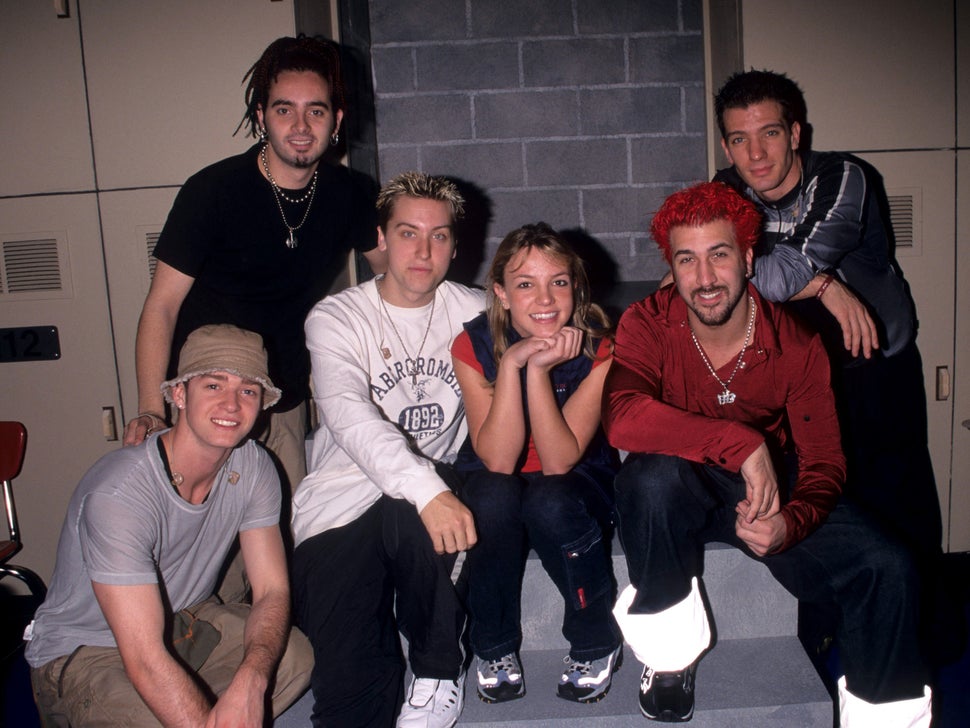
[935,366,949,401]
[102,406,118,441]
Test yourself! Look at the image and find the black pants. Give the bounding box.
[836,341,941,559]
[836,342,967,667]
[292,494,466,728]
[615,453,929,704]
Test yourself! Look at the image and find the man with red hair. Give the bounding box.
[603,182,930,725]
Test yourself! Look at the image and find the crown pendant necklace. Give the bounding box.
[689,295,756,406]
[260,144,318,249]
[376,277,436,385]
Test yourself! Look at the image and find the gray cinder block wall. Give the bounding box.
[366,0,707,287]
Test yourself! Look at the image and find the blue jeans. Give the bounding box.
[615,453,929,704]
[459,467,621,661]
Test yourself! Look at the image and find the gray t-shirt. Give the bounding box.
[25,432,280,667]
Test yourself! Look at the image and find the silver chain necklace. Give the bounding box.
[260,144,318,249]
[376,278,436,385]
[689,295,756,405]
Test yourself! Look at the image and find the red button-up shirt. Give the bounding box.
[603,284,845,551]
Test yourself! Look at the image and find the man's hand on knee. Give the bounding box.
[735,511,787,556]
[419,491,478,554]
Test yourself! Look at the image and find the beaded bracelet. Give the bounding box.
[137,411,167,434]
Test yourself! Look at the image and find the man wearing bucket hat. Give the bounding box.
[25,324,313,727]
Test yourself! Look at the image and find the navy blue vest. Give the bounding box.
[455,313,616,481]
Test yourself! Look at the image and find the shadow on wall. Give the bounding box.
[437,184,658,321]
[447,178,493,288]
[559,228,654,324]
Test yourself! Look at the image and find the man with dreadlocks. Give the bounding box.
[123,35,384,495]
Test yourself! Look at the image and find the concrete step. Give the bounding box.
[459,638,830,727]
[276,637,830,727]
[522,541,797,651]
[275,540,829,727]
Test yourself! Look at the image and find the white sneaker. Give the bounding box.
[396,673,465,728]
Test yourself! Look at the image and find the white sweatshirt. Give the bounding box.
[292,278,485,546]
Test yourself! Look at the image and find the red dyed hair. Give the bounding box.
[650,182,762,263]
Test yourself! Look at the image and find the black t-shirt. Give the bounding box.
[154,144,377,410]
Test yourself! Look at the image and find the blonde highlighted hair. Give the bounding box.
[376,172,465,232]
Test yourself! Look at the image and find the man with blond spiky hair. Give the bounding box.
[291,172,485,728]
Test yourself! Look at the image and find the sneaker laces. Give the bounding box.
[562,655,593,677]
[640,665,690,692]
[483,654,519,678]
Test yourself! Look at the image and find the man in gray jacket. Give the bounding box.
[713,69,940,563]
[712,69,961,672]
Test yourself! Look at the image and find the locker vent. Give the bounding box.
[885,187,921,256]
[888,194,914,248]
[145,230,160,279]
[2,238,62,293]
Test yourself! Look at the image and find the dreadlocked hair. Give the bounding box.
[236,35,346,138]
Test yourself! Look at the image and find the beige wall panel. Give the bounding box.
[741,0,954,152]
[959,2,970,147]
[0,2,94,196]
[952,151,970,552]
[98,188,180,424]
[81,0,295,190]
[0,194,121,582]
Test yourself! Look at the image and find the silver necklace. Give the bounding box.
[376,278,436,385]
[689,295,756,406]
[162,434,239,500]
[260,144,318,249]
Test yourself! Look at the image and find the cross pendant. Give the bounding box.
[717,389,737,405]
[286,230,298,249]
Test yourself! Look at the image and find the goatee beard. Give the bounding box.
[690,287,743,327]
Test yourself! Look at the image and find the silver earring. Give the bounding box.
[258,127,267,143]
[330,131,340,146]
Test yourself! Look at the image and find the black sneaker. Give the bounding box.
[476,653,525,703]
[638,662,697,722]
[557,645,623,703]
